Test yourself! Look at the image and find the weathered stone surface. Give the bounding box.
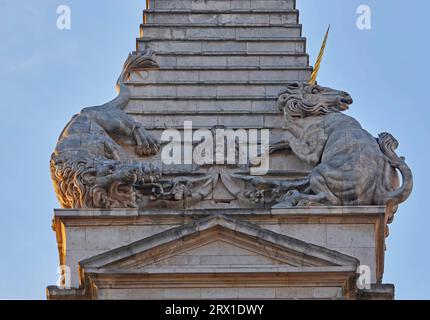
[50,52,161,209]
[129,68,310,84]
[145,10,299,25]
[269,83,413,218]
[140,25,302,40]
[53,207,385,289]
[138,38,306,54]
[151,53,309,68]
[48,0,407,300]
[149,0,296,11]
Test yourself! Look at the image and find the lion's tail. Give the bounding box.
[377,132,413,207]
[104,50,159,110]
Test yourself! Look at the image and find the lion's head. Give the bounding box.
[277,82,353,119]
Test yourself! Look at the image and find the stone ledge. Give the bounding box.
[129,95,279,100]
[145,9,299,13]
[132,66,312,70]
[358,284,395,300]
[141,23,302,27]
[138,37,306,42]
[85,265,357,275]
[46,286,87,300]
[54,206,386,218]
[127,109,281,115]
[153,51,309,56]
[126,80,306,85]
[271,206,386,216]
[54,208,139,217]
[148,0,297,11]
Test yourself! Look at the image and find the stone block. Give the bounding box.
[98,288,165,300]
[216,84,266,97]
[146,12,298,26]
[177,55,228,67]
[201,288,239,299]
[149,0,296,11]
[251,100,277,113]
[275,287,315,299]
[129,84,177,97]
[66,227,85,251]
[154,55,177,67]
[164,288,202,299]
[236,26,301,39]
[151,0,192,10]
[85,226,131,251]
[251,0,295,10]
[260,55,308,67]
[202,41,247,53]
[135,70,199,83]
[238,288,276,299]
[327,224,375,248]
[196,99,252,112]
[227,55,259,67]
[247,41,300,54]
[217,114,264,127]
[153,115,219,128]
[134,99,197,113]
[199,70,250,82]
[313,287,343,299]
[250,69,299,81]
[186,27,236,39]
[177,85,217,97]
[127,225,178,243]
[264,224,328,247]
[191,0,231,10]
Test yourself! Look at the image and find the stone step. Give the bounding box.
[127,82,294,99]
[138,38,306,54]
[148,0,296,11]
[127,97,279,114]
[144,9,298,25]
[154,52,309,68]
[140,24,302,40]
[129,67,311,83]
[131,113,284,129]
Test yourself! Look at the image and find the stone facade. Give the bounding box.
[48,206,391,300]
[47,0,411,300]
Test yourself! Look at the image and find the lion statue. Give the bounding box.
[50,51,161,209]
[273,82,413,218]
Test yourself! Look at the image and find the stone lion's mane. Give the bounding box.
[50,155,135,209]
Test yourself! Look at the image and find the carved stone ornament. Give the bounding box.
[50,51,161,209]
[255,82,413,219]
[51,58,412,219]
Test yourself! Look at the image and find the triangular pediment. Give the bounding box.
[80,215,358,275]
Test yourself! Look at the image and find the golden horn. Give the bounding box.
[309,25,331,85]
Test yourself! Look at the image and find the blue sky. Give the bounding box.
[0,0,428,299]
